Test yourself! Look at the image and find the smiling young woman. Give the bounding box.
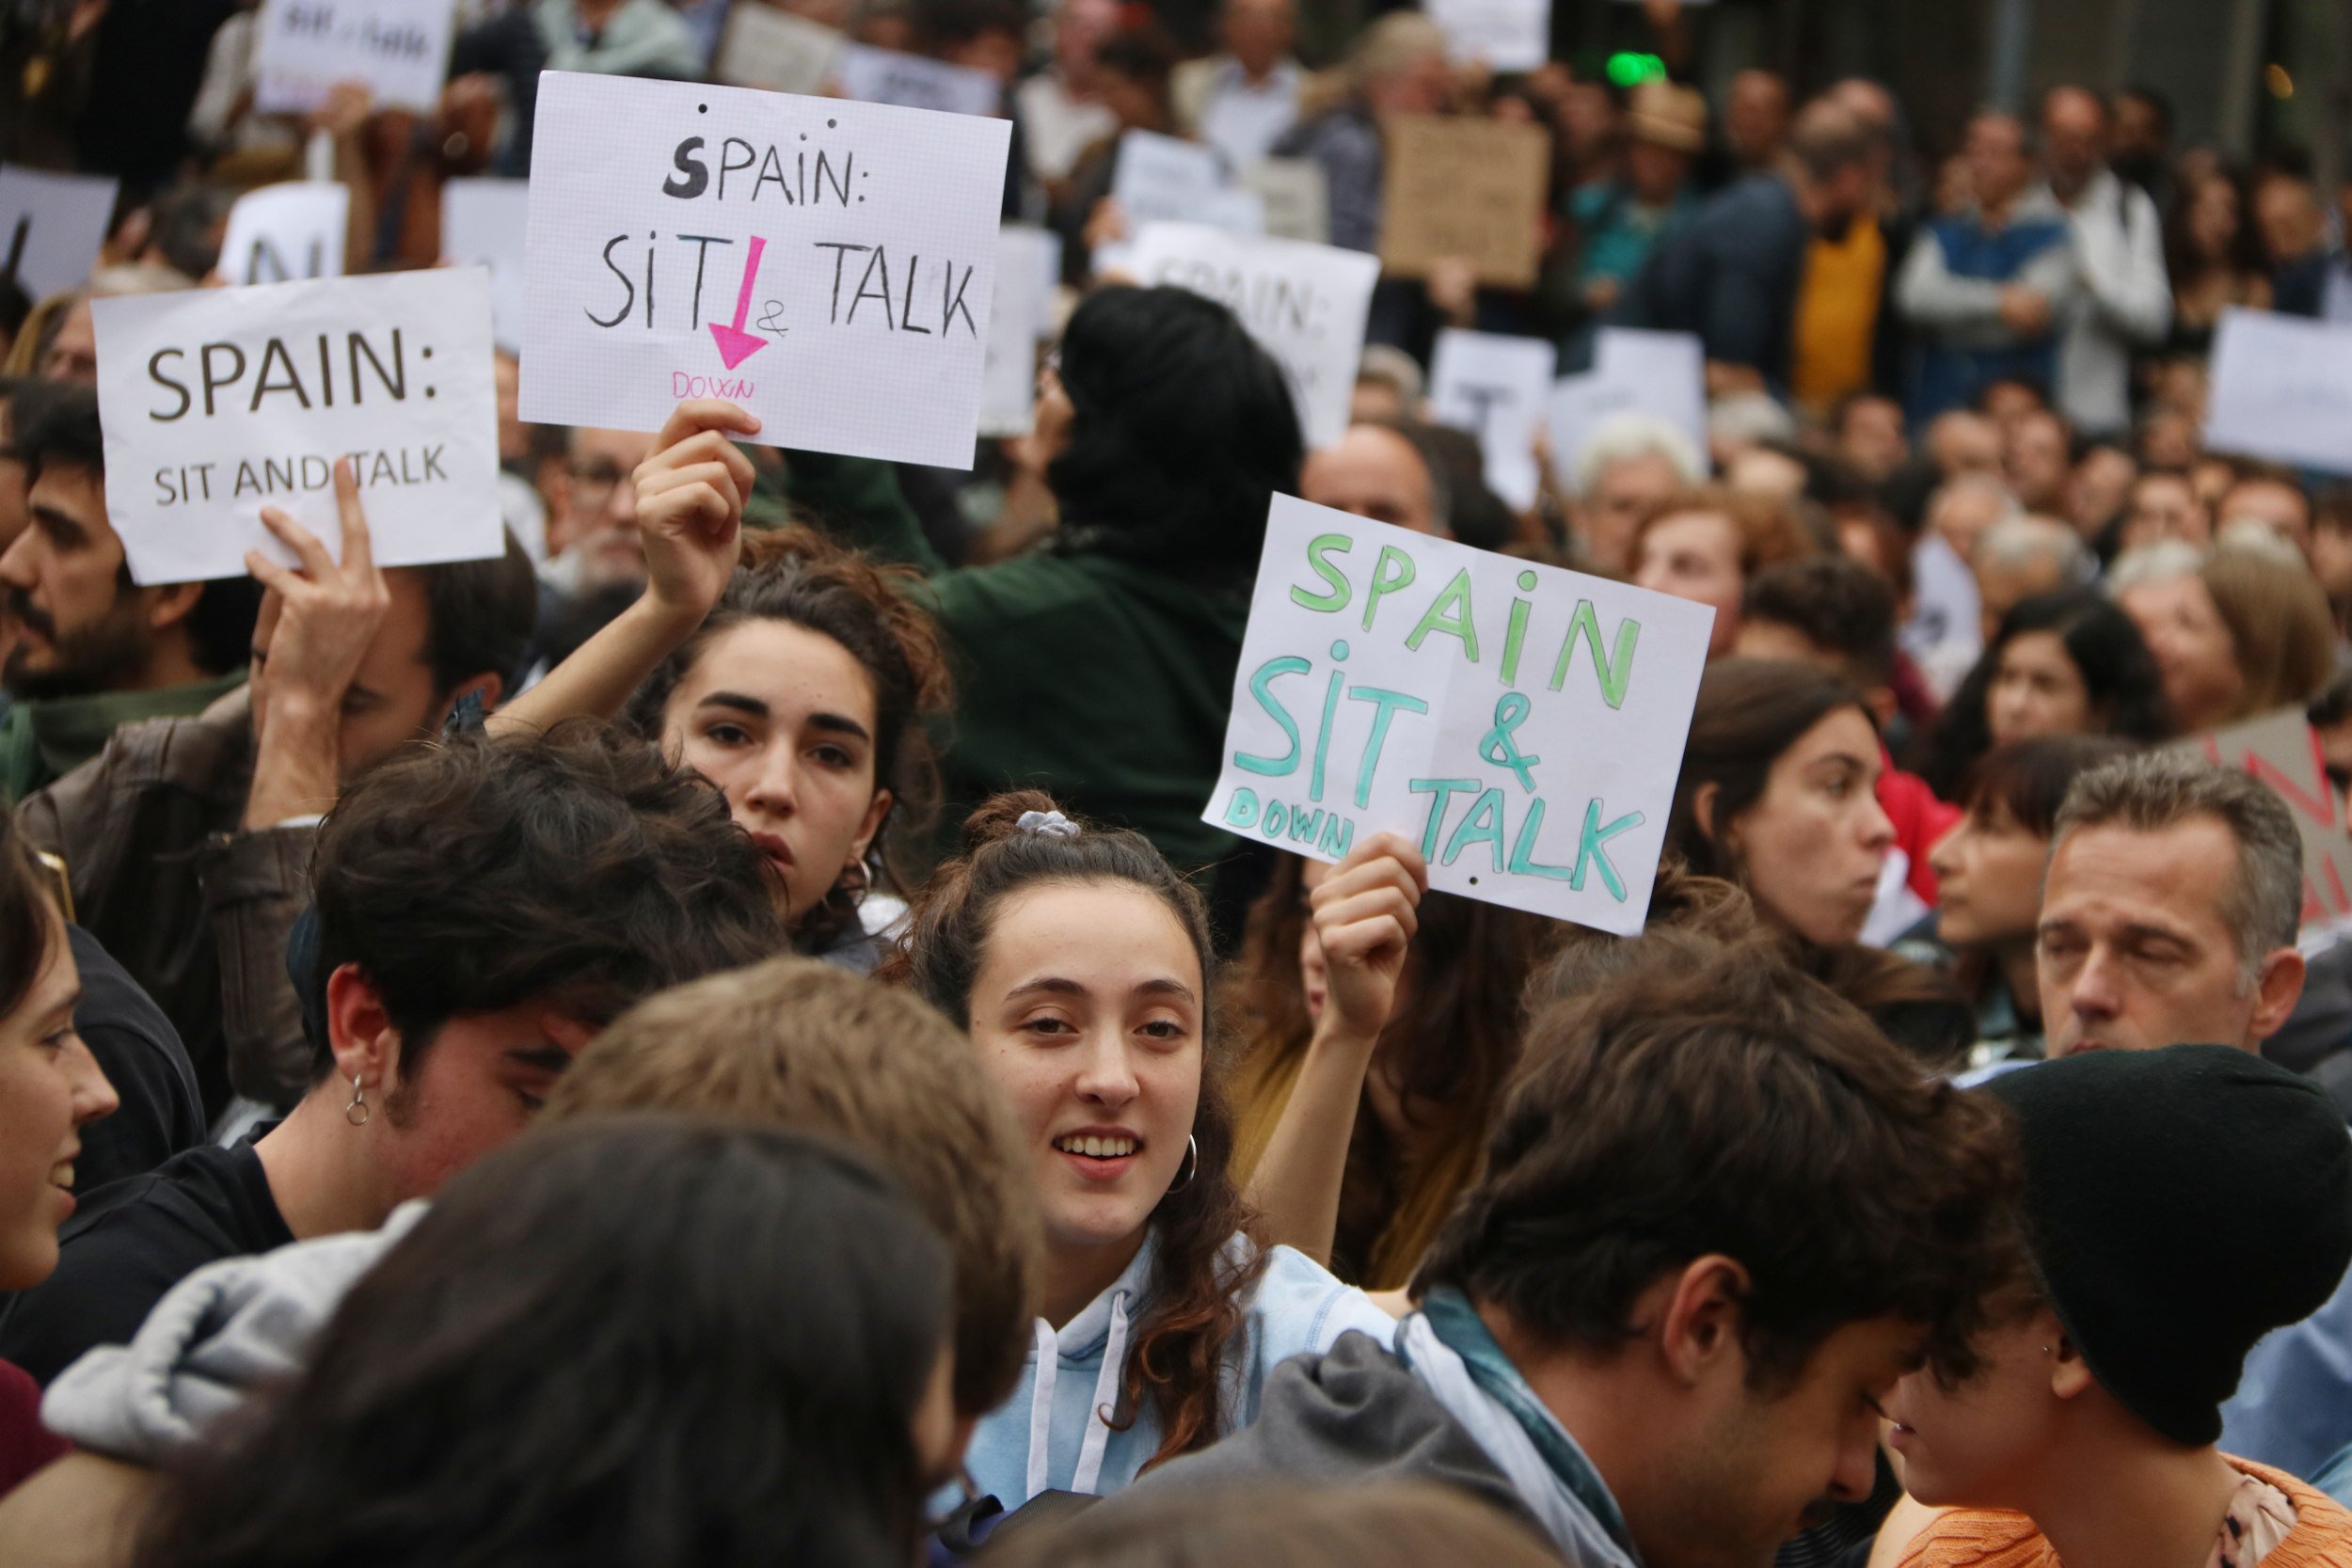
[889,792,1394,1513]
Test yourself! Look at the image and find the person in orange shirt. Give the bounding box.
[1877,1046,2352,1568]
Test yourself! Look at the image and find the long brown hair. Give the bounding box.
[1226,858,1565,1287]
[886,791,1263,1467]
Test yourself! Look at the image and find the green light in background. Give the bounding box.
[1605,52,1667,87]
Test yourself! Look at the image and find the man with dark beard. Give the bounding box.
[0,384,260,801]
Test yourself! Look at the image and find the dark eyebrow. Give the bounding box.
[1004,977,1086,1002]
[696,691,770,720]
[503,1045,576,1076]
[1136,978,1200,1006]
[30,505,87,548]
[808,712,872,743]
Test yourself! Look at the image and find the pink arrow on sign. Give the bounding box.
[708,236,771,370]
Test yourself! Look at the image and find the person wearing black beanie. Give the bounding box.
[1878,1045,2352,1568]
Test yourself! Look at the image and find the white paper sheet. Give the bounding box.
[1203,495,1712,931]
[978,225,1051,436]
[1545,326,1705,476]
[2204,308,2352,475]
[440,177,530,352]
[219,182,350,286]
[92,268,503,584]
[833,44,1002,119]
[1425,0,1549,71]
[252,0,456,115]
[1428,328,1557,510]
[518,72,1011,468]
[0,166,118,303]
[1242,158,1328,245]
[714,3,843,95]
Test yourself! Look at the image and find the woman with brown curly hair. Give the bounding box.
[891,791,1392,1511]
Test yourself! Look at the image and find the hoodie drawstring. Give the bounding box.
[1025,1318,1057,1500]
[1023,1290,1134,1500]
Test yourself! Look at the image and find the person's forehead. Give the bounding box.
[2049,816,2242,917]
[2223,482,2306,521]
[25,464,110,529]
[573,428,655,466]
[1597,451,1678,492]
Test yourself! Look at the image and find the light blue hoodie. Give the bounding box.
[961,1230,1397,1508]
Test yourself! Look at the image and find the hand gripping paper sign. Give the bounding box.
[91,269,502,585]
[520,72,1011,468]
[1202,496,1714,933]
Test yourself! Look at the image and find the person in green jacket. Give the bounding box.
[0,384,261,802]
[786,285,1304,930]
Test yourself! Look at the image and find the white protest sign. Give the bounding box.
[715,2,843,95]
[2204,308,2352,475]
[220,182,349,286]
[1112,131,1237,230]
[834,44,1002,119]
[1426,0,1549,71]
[978,225,1050,436]
[1545,325,1704,474]
[252,0,456,115]
[1429,329,1556,510]
[92,268,501,585]
[0,166,117,303]
[1127,221,1376,450]
[519,72,1010,468]
[1243,158,1327,244]
[441,178,530,351]
[1204,495,1711,931]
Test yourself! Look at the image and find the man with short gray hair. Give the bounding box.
[1973,512,2088,642]
[2037,751,2307,1058]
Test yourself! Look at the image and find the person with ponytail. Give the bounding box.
[891,791,1393,1513]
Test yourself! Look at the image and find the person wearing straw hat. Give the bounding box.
[1569,81,1706,316]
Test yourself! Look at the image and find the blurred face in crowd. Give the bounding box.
[2121,572,2238,733]
[1974,544,2069,647]
[1628,138,1694,206]
[2111,91,2165,165]
[2064,446,2136,537]
[1581,451,1683,576]
[660,619,891,927]
[967,880,1204,1289]
[2137,411,2199,471]
[248,568,474,785]
[493,351,528,468]
[1984,631,2090,748]
[2118,472,2208,553]
[1884,1307,2074,1511]
[1725,70,1789,168]
[1054,0,1120,80]
[550,428,657,593]
[0,459,183,701]
[1714,705,1895,948]
[2255,176,2324,264]
[1557,80,1618,165]
[40,299,98,385]
[1349,374,1407,425]
[1728,449,1805,502]
[1636,508,1744,657]
[1837,397,1907,484]
[1221,0,1294,78]
[1929,483,2010,565]
[1365,46,1450,118]
[2185,173,2243,263]
[1963,115,2031,214]
[1928,412,2002,479]
[2037,815,2301,1054]
[0,906,117,1290]
[1098,64,1170,134]
[1980,382,2044,431]
[2003,414,2070,513]
[2039,87,2106,197]
[1301,424,1442,536]
[2313,512,2352,602]
[2217,479,2312,558]
[1930,797,2048,951]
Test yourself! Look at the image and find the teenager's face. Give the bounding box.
[662,619,890,928]
[1722,708,1894,948]
[1929,799,2047,949]
[1884,1308,2066,1508]
[1985,630,2093,748]
[0,913,116,1290]
[968,882,1204,1271]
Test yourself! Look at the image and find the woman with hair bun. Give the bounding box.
[891,791,1392,1513]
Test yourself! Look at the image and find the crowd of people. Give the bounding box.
[1,2,2351,1566]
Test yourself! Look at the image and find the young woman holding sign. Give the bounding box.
[889,790,1392,1511]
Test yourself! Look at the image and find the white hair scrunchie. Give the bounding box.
[1015,810,1080,839]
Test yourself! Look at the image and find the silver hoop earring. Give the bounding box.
[346,1074,371,1128]
[1166,1134,1199,1194]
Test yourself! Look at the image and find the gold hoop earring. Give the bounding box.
[346,1074,371,1128]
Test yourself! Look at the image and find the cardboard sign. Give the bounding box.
[1377,115,1549,289]
[2183,708,2352,933]
[714,3,843,95]
[1243,158,1328,245]
[519,72,1011,468]
[2204,308,2352,475]
[1127,221,1377,450]
[1544,326,1704,476]
[1429,328,1556,509]
[440,177,530,351]
[1427,0,1549,71]
[220,182,349,286]
[252,0,456,115]
[834,44,1001,119]
[0,166,117,303]
[92,269,502,585]
[1204,495,1712,932]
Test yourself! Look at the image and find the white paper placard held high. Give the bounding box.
[1203,495,1711,931]
[220,182,350,286]
[1111,131,1233,230]
[1545,325,1704,475]
[834,44,1002,119]
[92,268,503,585]
[1127,221,1376,450]
[2204,308,2352,475]
[1242,158,1327,244]
[519,72,1011,467]
[1426,0,1549,71]
[715,3,843,94]
[0,166,117,303]
[978,225,1048,436]
[1429,329,1556,510]
[252,0,457,115]
[440,178,531,351]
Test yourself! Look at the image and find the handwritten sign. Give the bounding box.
[978,225,1052,436]
[0,166,117,303]
[1243,158,1327,245]
[1128,221,1376,449]
[440,177,529,351]
[1545,326,1704,475]
[715,2,843,95]
[91,268,501,585]
[220,182,349,287]
[834,44,1002,119]
[2204,309,2352,476]
[1377,115,1549,289]
[1430,329,1555,510]
[2183,708,2352,934]
[253,0,456,115]
[1427,0,1549,71]
[1204,495,1710,931]
[519,72,1011,468]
